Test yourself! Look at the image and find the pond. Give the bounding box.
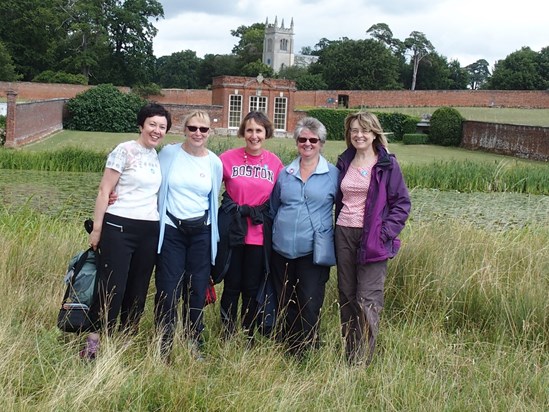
[1,169,548,230]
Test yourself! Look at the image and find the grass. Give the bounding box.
[1,129,548,409]
[0,206,547,410]
[370,107,549,127]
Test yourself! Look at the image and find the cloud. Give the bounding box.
[153,0,549,67]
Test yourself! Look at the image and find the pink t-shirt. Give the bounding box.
[336,165,374,228]
[220,147,284,245]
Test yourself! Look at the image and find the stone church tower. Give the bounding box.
[262,17,294,73]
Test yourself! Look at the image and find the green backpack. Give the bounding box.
[57,247,99,333]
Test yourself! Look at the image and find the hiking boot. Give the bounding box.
[79,335,100,360]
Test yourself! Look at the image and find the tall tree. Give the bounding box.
[231,23,265,67]
[156,50,201,88]
[317,39,400,90]
[198,54,240,87]
[465,59,491,90]
[0,0,64,80]
[404,31,435,90]
[447,60,469,90]
[487,47,546,90]
[0,41,22,81]
[366,23,404,55]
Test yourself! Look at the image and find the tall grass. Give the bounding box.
[3,146,548,195]
[1,207,548,410]
[403,159,549,195]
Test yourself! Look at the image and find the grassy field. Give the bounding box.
[1,133,548,410]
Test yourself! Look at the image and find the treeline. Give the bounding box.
[0,2,547,91]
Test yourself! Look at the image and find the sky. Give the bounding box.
[153,0,549,69]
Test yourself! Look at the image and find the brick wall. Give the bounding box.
[294,90,549,109]
[462,121,549,161]
[162,103,223,134]
[5,97,66,148]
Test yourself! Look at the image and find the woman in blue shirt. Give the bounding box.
[270,117,339,358]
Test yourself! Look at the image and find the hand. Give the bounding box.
[89,231,100,251]
[108,191,118,206]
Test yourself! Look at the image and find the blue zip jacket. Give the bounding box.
[157,143,223,264]
[335,146,411,264]
[271,155,339,259]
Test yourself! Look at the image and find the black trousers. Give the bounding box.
[270,250,330,355]
[220,244,264,334]
[89,213,159,334]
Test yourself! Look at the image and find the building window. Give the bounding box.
[228,94,242,128]
[249,96,267,113]
[280,39,288,51]
[267,39,273,52]
[273,97,287,131]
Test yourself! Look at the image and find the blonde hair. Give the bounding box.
[344,111,388,152]
[184,110,211,128]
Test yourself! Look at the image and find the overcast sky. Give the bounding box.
[153,0,548,69]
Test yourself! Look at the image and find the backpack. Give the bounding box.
[57,246,99,333]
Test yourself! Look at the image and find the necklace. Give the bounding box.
[244,150,264,166]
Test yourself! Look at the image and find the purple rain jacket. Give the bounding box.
[335,145,411,264]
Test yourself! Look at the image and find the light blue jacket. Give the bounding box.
[270,155,339,259]
[157,143,223,264]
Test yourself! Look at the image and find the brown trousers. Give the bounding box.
[335,225,387,365]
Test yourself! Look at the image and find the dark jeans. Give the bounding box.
[89,213,159,334]
[270,250,330,355]
[154,223,211,353]
[220,244,264,335]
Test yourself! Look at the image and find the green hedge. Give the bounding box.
[403,133,429,145]
[305,108,419,141]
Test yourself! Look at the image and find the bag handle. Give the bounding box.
[61,247,94,304]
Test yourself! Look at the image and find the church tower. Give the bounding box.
[262,17,294,73]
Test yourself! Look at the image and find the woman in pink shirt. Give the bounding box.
[215,112,284,340]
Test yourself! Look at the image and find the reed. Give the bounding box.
[1,207,547,410]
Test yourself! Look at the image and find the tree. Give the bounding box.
[0,41,21,81]
[231,23,265,67]
[465,59,490,89]
[198,54,240,87]
[486,47,546,90]
[405,52,451,90]
[317,39,400,90]
[239,60,274,78]
[366,23,404,54]
[447,60,469,90]
[0,0,64,80]
[404,31,435,90]
[277,65,327,90]
[156,50,202,88]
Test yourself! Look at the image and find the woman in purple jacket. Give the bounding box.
[335,111,411,366]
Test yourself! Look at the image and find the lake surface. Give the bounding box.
[1,169,548,230]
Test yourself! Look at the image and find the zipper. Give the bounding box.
[106,221,124,232]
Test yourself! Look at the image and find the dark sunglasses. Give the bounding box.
[187,125,210,133]
[297,137,320,144]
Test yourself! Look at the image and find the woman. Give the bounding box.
[81,103,171,359]
[270,117,339,357]
[335,111,411,365]
[155,110,222,360]
[216,111,284,339]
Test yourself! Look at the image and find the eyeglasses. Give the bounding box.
[187,125,210,133]
[297,137,320,144]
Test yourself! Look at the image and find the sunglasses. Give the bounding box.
[187,125,210,133]
[297,137,320,144]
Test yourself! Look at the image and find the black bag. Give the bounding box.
[57,220,99,333]
[57,247,98,333]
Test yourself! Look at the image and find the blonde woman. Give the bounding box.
[154,110,222,360]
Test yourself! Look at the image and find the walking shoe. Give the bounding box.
[79,336,100,360]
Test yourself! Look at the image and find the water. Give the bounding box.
[1,169,548,230]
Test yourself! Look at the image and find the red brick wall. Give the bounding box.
[5,99,66,147]
[162,103,223,134]
[462,121,549,161]
[0,81,129,101]
[294,90,549,109]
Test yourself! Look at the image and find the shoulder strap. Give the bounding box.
[61,247,95,303]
